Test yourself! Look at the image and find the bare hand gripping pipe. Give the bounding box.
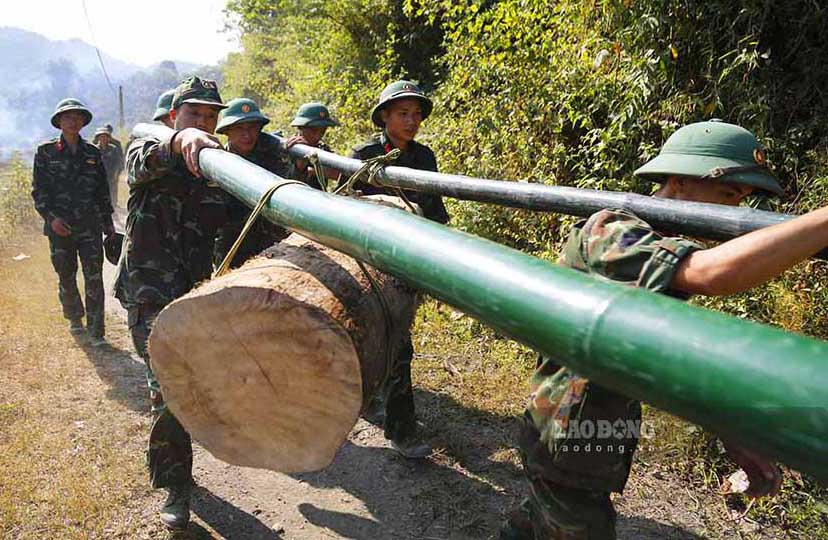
[135,123,828,481]
[275,134,828,261]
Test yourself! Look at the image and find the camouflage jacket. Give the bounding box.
[114,133,231,307]
[32,135,114,235]
[342,131,450,224]
[215,133,293,268]
[99,142,124,183]
[526,208,702,491]
[286,139,331,191]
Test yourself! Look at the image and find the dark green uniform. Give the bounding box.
[32,135,114,337]
[214,133,296,268]
[344,131,449,443]
[346,131,449,223]
[115,131,231,489]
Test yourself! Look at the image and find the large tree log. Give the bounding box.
[148,233,418,473]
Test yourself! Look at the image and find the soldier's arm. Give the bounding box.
[569,209,701,293]
[672,206,828,296]
[31,146,57,223]
[126,135,179,187]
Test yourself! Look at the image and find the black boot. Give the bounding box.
[159,484,191,531]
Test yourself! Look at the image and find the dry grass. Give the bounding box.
[0,236,163,540]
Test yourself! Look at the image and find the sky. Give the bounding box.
[4,0,239,67]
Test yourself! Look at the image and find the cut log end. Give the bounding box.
[148,234,418,472]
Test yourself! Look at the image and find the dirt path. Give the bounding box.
[2,234,787,539]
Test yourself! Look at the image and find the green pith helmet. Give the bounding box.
[290,102,339,128]
[171,76,226,111]
[50,98,93,129]
[634,120,784,197]
[371,80,432,127]
[153,89,175,121]
[216,98,270,134]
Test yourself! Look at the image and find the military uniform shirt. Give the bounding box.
[526,208,701,492]
[32,135,114,234]
[344,132,449,224]
[115,133,231,307]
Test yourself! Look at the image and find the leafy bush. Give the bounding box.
[0,155,38,248]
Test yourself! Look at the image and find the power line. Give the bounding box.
[80,0,117,95]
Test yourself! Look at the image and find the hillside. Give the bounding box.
[0,27,214,159]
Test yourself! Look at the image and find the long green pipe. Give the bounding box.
[135,124,828,481]
[275,134,828,261]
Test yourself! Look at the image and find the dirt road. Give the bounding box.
[1,235,784,539]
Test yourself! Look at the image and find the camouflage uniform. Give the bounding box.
[214,133,295,268]
[32,134,114,337]
[345,131,449,444]
[515,208,700,539]
[115,131,231,489]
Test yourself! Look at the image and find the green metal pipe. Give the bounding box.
[135,123,828,481]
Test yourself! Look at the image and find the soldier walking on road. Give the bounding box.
[284,102,340,190]
[498,120,828,540]
[341,80,449,459]
[115,76,230,531]
[93,126,125,206]
[213,97,294,268]
[32,98,115,347]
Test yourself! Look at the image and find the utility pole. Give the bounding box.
[118,85,125,130]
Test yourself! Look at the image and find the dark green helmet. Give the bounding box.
[152,89,175,121]
[216,98,270,134]
[370,80,432,127]
[50,98,93,129]
[171,76,226,111]
[634,120,784,197]
[290,102,339,128]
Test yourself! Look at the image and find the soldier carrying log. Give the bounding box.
[114,76,231,531]
[499,120,828,540]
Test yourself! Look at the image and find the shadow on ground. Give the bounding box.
[190,486,284,540]
[74,325,148,414]
[287,388,705,540]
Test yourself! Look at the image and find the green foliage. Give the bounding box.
[0,156,38,248]
[225,2,828,533]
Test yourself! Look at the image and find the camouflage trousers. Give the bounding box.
[382,332,418,442]
[47,228,105,337]
[514,356,641,539]
[128,303,193,489]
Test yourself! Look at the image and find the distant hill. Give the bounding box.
[0,27,219,159]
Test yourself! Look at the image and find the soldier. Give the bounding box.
[93,125,125,205]
[284,102,340,190]
[499,120,828,539]
[341,80,449,459]
[115,76,229,531]
[152,89,176,129]
[32,98,115,347]
[103,123,123,154]
[213,97,294,268]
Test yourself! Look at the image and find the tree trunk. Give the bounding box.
[148,233,419,473]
